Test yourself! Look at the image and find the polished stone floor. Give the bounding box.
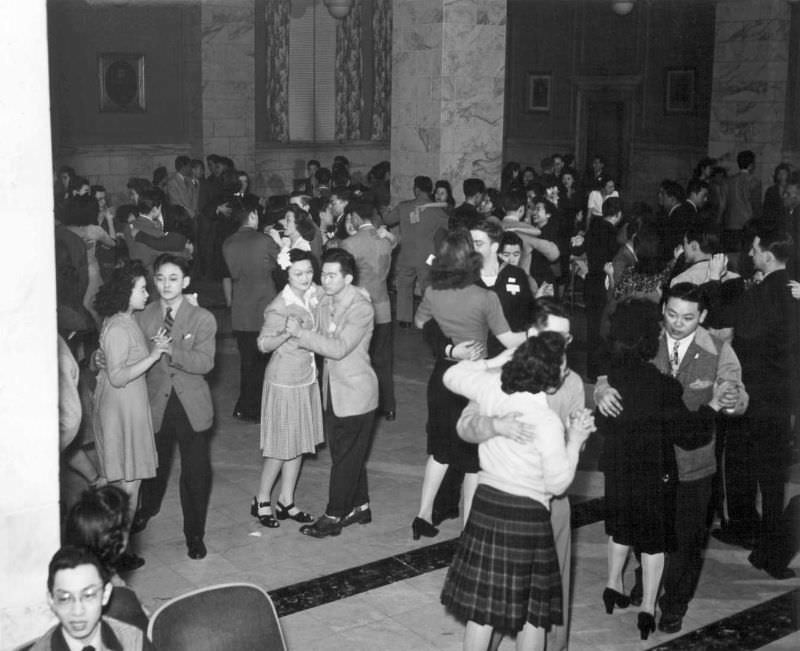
[67,310,800,650]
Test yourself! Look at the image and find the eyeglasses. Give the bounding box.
[52,586,103,609]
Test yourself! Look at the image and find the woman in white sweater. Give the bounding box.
[440,333,594,651]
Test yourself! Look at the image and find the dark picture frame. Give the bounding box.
[98,53,146,113]
[527,72,551,113]
[665,68,695,114]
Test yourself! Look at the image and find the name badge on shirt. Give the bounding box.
[426,254,435,266]
[505,277,520,295]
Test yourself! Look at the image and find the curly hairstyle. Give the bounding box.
[286,206,317,244]
[429,229,482,290]
[608,299,661,365]
[500,331,567,395]
[93,260,148,318]
[63,485,129,572]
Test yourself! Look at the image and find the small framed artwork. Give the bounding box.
[98,53,146,112]
[527,73,551,113]
[665,68,695,114]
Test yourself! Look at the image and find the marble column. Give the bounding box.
[708,0,792,185]
[201,0,256,173]
[390,0,507,204]
[0,1,61,648]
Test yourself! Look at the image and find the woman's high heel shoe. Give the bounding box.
[250,498,279,528]
[602,587,631,614]
[275,501,314,523]
[412,517,439,540]
[637,612,656,640]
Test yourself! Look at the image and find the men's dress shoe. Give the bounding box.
[711,526,755,550]
[431,507,459,527]
[130,514,150,535]
[300,515,342,538]
[187,537,207,559]
[658,613,683,634]
[114,552,145,573]
[748,551,796,580]
[341,506,372,527]
[232,409,259,423]
[383,410,396,421]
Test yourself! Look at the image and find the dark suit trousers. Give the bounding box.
[725,412,790,548]
[324,401,375,518]
[233,330,269,417]
[659,476,713,618]
[369,322,395,413]
[139,391,212,539]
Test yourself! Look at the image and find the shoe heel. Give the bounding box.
[412,517,438,540]
[602,587,630,614]
[637,612,655,640]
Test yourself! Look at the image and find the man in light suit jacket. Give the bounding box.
[166,155,199,218]
[134,254,217,560]
[718,150,762,267]
[597,283,747,634]
[341,202,397,419]
[286,248,378,538]
[222,196,279,421]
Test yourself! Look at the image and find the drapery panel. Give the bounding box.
[334,1,363,141]
[371,0,391,141]
[265,0,290,142]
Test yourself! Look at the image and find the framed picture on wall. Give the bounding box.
[665,68,695,114]
[98,53,146,112]
[527,73,551,112]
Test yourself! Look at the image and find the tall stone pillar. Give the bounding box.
[0,1,61,648]
[390,0,507,204]
[201,0,256,173]
[708,0,792,185]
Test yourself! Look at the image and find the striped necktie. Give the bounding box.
[164,307,174,335]
[671,340,680,376]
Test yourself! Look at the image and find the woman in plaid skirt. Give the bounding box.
[441,333,595,651]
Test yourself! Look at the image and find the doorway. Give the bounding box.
[586,100,625,186]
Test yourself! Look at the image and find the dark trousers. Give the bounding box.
[324,402,375,518]
[725,412,790,552]
[659,476,713,618]
[233,330,269,418]
[584,300,606,380]
[370,322,395,413]
[139,391,212,539]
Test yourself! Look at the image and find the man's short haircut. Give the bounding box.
[463,178,486,199]
[602,196,623,217]
[348,202,376,223]
[307,159,321,169]
[137,188,164,215]
[414,175,434,195]
[540,156,554,171]
[686,178,709,197]
[153,253,191,277]
[333,155,350,168]
[175,155,191,171]
[332,167,351,187]
[737,150,756,170]
[315,167,332,185]
[756,229,794,263]
[190,159,204,170]
[663,180,685,202]
[500,231,524,251]
[529,297,569,331]
[47,546,110,593]
[684,221,720,254]
[322,247,357,280]
[231,195,261,225]
[331,187,353,202]
[534,197,557,216]
[665,282,707,311]
[218,156,235,170]
[502,189,526,213]
[91,185,106,195]
[206,154,220,164]
[127,177,152,194]
[471,218,503,244]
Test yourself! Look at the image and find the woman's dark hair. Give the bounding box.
[94,260,147,317]
[152,166,168,188]
[274,247,319,291]
[287,206,317,244]
[434,180,455,208]
[429,229,482,290]
[773,162,792,185]
[500,332,566,395]
[136,188,164,215]
[62,194,99,226]
[63,486,129,572]
[608,299,661,364]
[632,222,666,274]
[501,162,522,191]
[693,157,716,179]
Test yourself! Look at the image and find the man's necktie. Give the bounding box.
[164,307,174,335]
[671,340,680,376]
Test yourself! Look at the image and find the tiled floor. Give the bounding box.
[70,319,800,650]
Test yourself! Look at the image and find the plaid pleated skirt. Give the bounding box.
[441,484,563,634]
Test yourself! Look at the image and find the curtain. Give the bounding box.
[371,0,391,141]
[265,0,290,142]
[335,1,363,140]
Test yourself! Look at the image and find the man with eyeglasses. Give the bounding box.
[31,546,153,651]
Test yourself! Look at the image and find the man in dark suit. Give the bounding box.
[341,202,397,420]
[450,178,486,230]
[709,230,798,579]
[134,254,217,559]
[223,196,279,422]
